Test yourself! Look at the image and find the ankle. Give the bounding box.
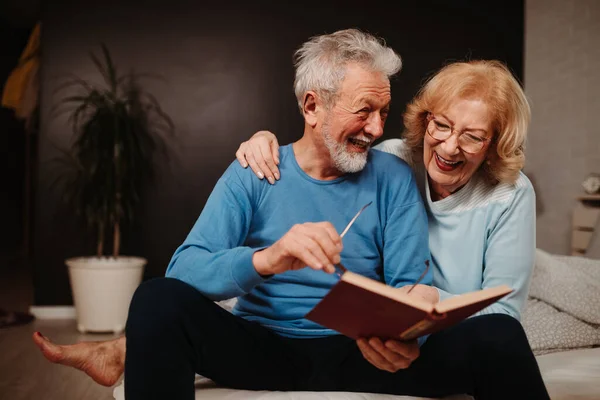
[115,337,126,362]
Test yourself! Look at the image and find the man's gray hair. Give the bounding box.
[293,28,402,113]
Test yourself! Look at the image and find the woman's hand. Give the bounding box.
[235,130,281,184]
[356,337,420,373]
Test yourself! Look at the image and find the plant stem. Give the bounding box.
[97,223,104,257]
[113,220,120,258]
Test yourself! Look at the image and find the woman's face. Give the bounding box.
[423,98,494,197]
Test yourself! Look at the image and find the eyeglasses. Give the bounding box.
[333,202,431,294]
[426,113,491,154]
[407,260,430,294]
[334,201,372,277]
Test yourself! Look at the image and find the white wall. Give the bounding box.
[525,0,600,254]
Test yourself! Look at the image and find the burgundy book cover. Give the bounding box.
[305,279,430,340]
[398,294,510,340]
[306,276,512,341]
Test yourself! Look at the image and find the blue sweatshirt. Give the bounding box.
[165,144,431,338]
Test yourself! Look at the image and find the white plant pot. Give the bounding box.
[66,256,146,334]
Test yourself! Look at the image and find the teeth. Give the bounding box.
[436,153,460,165]
[349,137,371,148]
[353,136,371,144]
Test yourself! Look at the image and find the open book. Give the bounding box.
[305,271,512,340]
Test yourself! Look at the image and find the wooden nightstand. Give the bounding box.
[571,194,600,256]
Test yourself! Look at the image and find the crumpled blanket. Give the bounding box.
[521,249,600,355]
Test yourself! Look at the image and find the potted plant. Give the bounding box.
[51,44,174,333]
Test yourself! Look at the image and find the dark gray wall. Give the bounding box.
[33,0,525,305]
[0,17,35,259]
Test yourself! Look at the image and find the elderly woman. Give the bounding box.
[236,60,535,322]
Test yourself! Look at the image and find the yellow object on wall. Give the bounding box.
[2,23,41,123]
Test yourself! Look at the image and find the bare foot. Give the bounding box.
[32,332,126,387]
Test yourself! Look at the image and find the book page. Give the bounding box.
[342,271,435,313]
[434,285,512,314]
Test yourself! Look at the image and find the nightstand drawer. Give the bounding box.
[573,203,600,229]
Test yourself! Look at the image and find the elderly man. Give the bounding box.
[35,28,436,398]
[121,28,436,399]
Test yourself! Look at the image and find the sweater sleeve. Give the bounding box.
[375,139,430,287]
[382,169,432,289]
[165,167,267,301]
[474,176,536,320]
[383,175,432,347]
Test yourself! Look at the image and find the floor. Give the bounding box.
[0,253,120,400]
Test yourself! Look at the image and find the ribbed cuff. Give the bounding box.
[230,247,269,293]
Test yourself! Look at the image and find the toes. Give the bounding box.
[32,331,44,345]
[32,331,49,351]
[33,332,64,363]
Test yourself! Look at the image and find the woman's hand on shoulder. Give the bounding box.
[235,130,281,184]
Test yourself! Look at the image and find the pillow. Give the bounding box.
[521,298,600,355]
[530,249,600,325]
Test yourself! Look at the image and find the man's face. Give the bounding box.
[319,63,391,173]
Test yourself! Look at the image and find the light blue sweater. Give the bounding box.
[165,144,431,338]
[374,139,536,320]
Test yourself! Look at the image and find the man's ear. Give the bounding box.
[302,91,320,127]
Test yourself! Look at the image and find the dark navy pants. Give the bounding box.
[124,278,550,400]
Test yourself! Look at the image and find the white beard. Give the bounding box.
[322,121,369,173]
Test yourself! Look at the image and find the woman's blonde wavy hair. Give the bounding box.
[403,60,531,185]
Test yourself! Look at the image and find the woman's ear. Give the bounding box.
[303,91,319,127]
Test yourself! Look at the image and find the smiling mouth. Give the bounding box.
[434,152,463,171]
[348,137,371,151]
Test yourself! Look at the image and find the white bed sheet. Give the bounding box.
[536,347,600,400]
[113,347,600,400]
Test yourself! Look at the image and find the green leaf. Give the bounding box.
[101,43,118,92]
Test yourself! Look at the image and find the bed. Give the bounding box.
[113,249,600,400]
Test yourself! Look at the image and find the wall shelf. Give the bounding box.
[571,194,600,256]
[577,194,600,201]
